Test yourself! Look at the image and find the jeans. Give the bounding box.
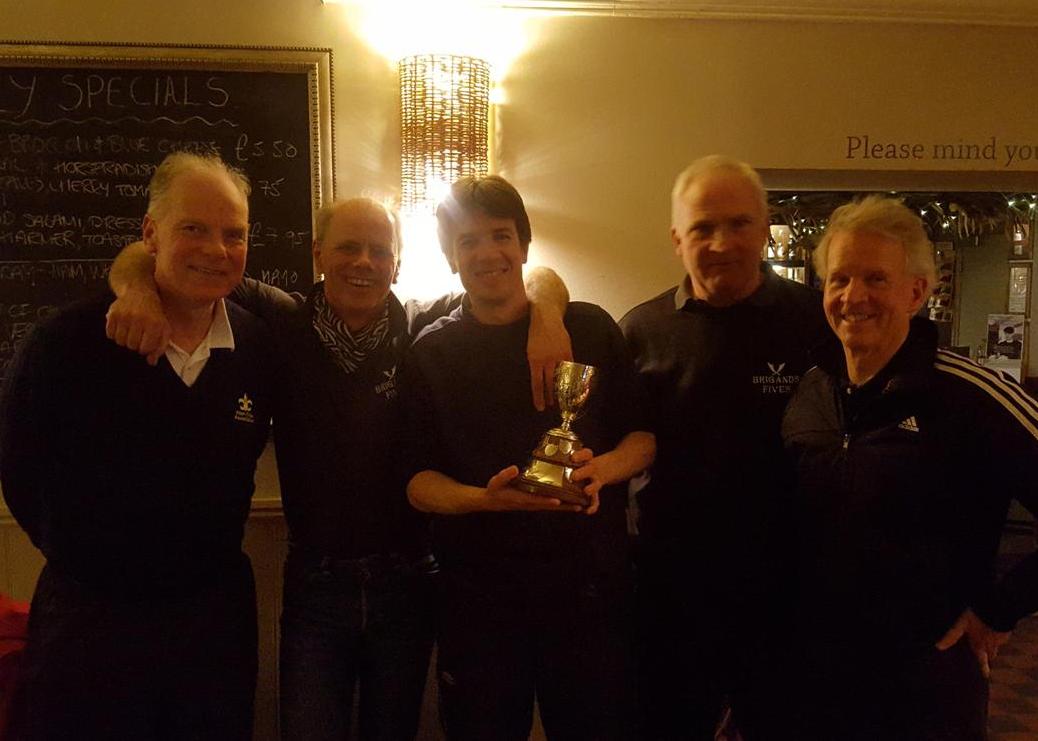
[278,549,436,741]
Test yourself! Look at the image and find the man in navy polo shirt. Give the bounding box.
[620,155,829,739]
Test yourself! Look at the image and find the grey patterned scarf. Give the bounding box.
[311,284,390,374]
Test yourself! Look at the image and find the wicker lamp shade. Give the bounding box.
[399,54,490,213]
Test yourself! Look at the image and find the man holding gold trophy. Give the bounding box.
[404,175,655,740]
[515,359,600,506]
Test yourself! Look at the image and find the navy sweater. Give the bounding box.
[0,292,273,599]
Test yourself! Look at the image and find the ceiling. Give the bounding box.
[493,1,1038,26]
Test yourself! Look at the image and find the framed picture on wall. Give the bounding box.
[1009,264,1031,314]
[987,314,1025,360]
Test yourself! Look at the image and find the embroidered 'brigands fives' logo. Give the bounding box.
[375,366,398,400]
[752,361,800,394]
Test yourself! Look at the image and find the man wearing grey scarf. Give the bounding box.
[106,197,571,740]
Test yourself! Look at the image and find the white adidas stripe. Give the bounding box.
[935,350,1038,441]
[938,346,1033,415]
[936,350,1038,424]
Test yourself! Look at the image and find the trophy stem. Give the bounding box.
[546,425,578,441]
[558,412,575,433]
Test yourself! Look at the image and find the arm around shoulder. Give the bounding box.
[525,266,569,313]
[106,240,169,365]
[231,276,300,322]
[525,267,573,410]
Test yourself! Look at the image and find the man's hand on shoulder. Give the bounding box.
[105,286,171,366]
[527,301,573,411]
[525,266,573,411]
[106,239,170,365]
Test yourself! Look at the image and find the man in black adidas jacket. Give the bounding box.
[782,195,1038,740]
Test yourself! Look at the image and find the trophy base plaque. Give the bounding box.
[516,431,591,507]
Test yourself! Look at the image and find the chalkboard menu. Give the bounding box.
[0,43,334,381]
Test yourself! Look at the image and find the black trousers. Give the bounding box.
[635,538,797,741]
[22,555,257,741]
[435,566,636,741]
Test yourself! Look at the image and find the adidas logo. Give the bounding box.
[897,416,920,433]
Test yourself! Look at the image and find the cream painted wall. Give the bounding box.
[499,15,1038,319]
[4,2,1037,322]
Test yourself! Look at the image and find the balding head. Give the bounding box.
[315,198,402,259]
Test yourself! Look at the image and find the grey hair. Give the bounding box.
[146,152,250,218]
[814,195,936,295]
[671,155,768,226]
[313,198,402,257]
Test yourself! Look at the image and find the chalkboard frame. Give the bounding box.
[0,42,336,383]
[0,40,335,218]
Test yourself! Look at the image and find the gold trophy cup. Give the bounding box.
[517,360,598,507]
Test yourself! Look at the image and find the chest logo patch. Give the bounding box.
[897,416,920,433]
[375,366,398,400]
[234,393,256,424]
[752,361,800,395]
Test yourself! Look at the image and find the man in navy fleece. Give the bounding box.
[405,174,655,740]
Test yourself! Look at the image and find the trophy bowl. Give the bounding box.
[516,361,598,506]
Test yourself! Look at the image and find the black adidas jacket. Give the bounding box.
[782,318,1038,645]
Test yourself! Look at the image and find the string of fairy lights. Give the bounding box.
[766,192,1038,260]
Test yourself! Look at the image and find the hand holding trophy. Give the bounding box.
[517,360,598,507]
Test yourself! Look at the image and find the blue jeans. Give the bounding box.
[278,549,436,741]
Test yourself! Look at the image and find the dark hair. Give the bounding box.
[436,175,532,257]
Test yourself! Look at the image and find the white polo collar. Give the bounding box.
[164,299,235,387]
